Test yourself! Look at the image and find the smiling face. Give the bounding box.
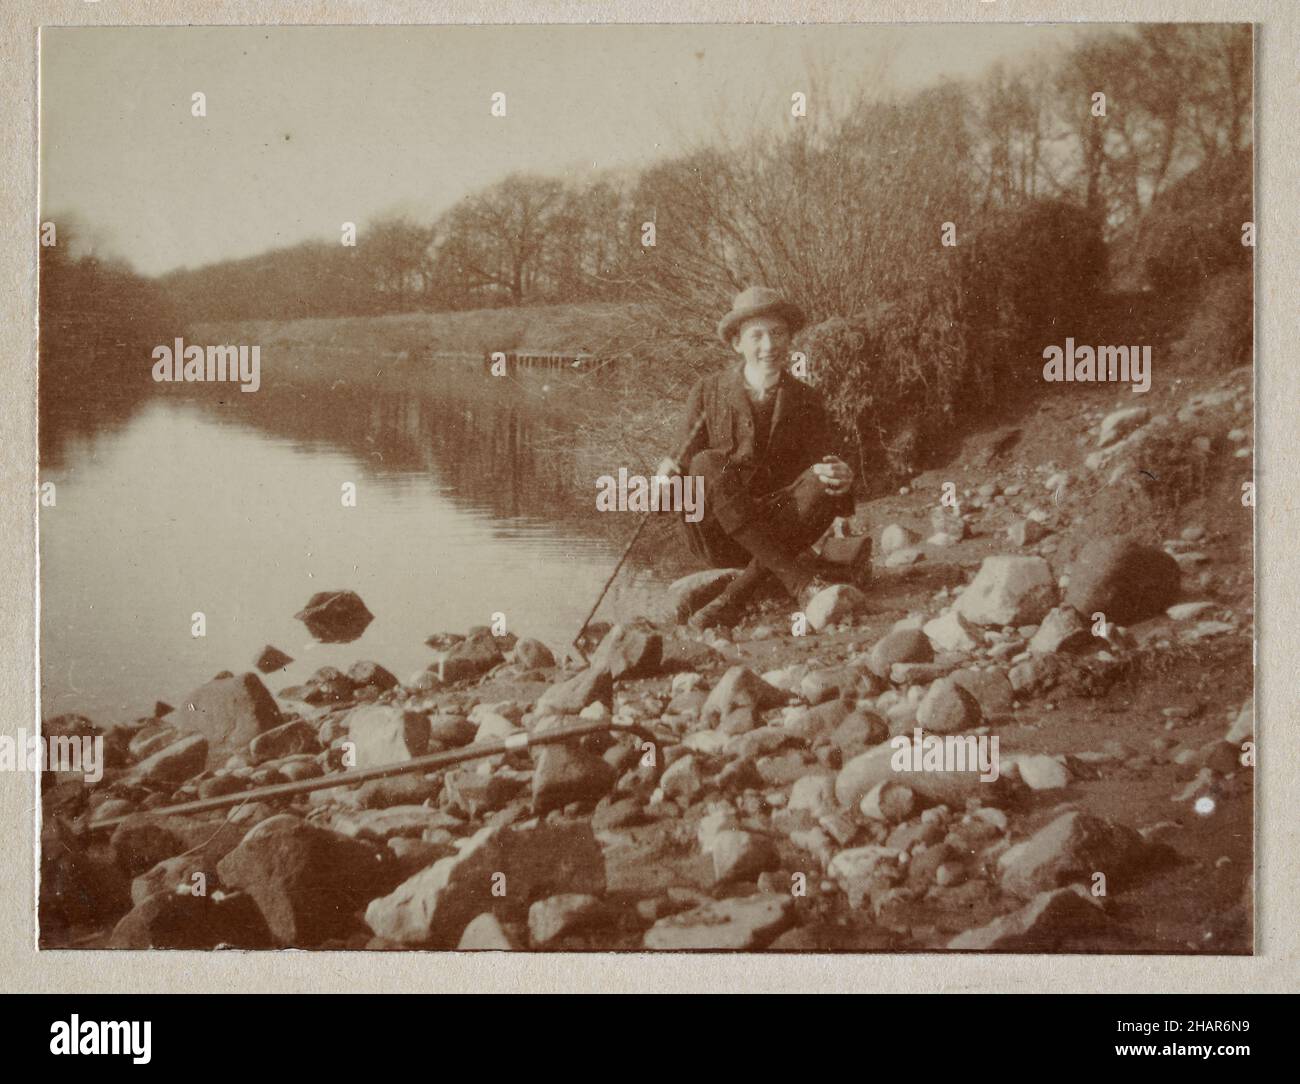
[730,314,791,379]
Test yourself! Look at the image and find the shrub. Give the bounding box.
[960,199,1108,386]
[800,293,963,484]
[1171,267,1252,372]
[799,199,1107,489]
[1138,149,1252,297]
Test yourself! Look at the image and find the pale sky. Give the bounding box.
[40,24,1109,277]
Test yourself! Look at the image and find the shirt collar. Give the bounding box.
[741,362,783,399]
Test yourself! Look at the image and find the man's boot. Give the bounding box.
[687,561,767,630]
[816,534,873,589]
[796,575,843,614]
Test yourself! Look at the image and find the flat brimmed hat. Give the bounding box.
[716,286,806,344]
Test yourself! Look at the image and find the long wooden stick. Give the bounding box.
[86,718,660,835]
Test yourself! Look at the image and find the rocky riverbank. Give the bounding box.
[39,370,1254,952]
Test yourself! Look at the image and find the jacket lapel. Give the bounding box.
[725,364,751,417]
[725,364,793,463]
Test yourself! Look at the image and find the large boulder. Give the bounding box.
[1012,755,1070,791]
[176,672,283,768]
[294,590,374,643]
[643,894,794,950]
[535,666,613,715]
[109,813,245,878]
[948,885,1108,950]
[364,822,605,947]
[827,845,903,908]
[1064,538,1181,626]
[829,710,889,759]
[347,661,399,692]
[880,524,922,555]
[255,645,293,673]
[216,822,393,946]
[43,713,101,742]
[441,766,528,818]
[458,912,519,950]
[954,556,1056,627]
[922,610,981,653]
[915,678,983,734]
[39,820,131,934]
[109,890,272,950]
[803,584,868,631]
[128,723,181,762]
[867,628,933,679]
[950,668,1015,716]
[131,853,221,907]
[528,894,609,947]
[472,710,523,745]
[800,667,863,707]
[835,740,1007,810]
[329,806,453,844]
[439,632,504,683]
[659,754,705,802]
[590,620,663,679]
[1028,605,1092,654]
[531,745,617,814]
[514,638,556,669]
[345,705,431,768]
[701,666,786,723]
[997,811,1152,899]
[249,720,319,765]
[428,714,476,748]
[129,734,209,787]
[710,830,780,885]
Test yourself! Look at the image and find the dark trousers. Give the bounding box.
[681,449,843,597]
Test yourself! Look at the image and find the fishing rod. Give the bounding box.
[571,410,708,662]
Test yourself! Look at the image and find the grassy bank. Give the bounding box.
[192,302,642,368]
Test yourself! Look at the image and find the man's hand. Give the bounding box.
[654,457,682,504]
[812,455,853,496]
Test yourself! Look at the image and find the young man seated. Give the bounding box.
[657,286,871,629]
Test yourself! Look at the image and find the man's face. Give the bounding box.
[730,315,790,371]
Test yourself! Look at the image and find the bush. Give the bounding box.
[801,293,961,483]
[1171,268,1252,372]
[798,199,1107,489]
[960,199,1108,381]
[1138,150,1252,297]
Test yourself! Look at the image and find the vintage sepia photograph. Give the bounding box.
[35,22,1254,954]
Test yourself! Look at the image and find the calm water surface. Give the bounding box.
[40,369,686,725]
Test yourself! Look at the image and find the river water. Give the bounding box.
[39,366,689,726]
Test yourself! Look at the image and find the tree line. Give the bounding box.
[145,25,1249,324]
[39,24,1251,478]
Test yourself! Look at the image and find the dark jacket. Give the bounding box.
[676,363,852,511]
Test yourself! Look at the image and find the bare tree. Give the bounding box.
[363,214,436,310]
[437,174,564,304]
